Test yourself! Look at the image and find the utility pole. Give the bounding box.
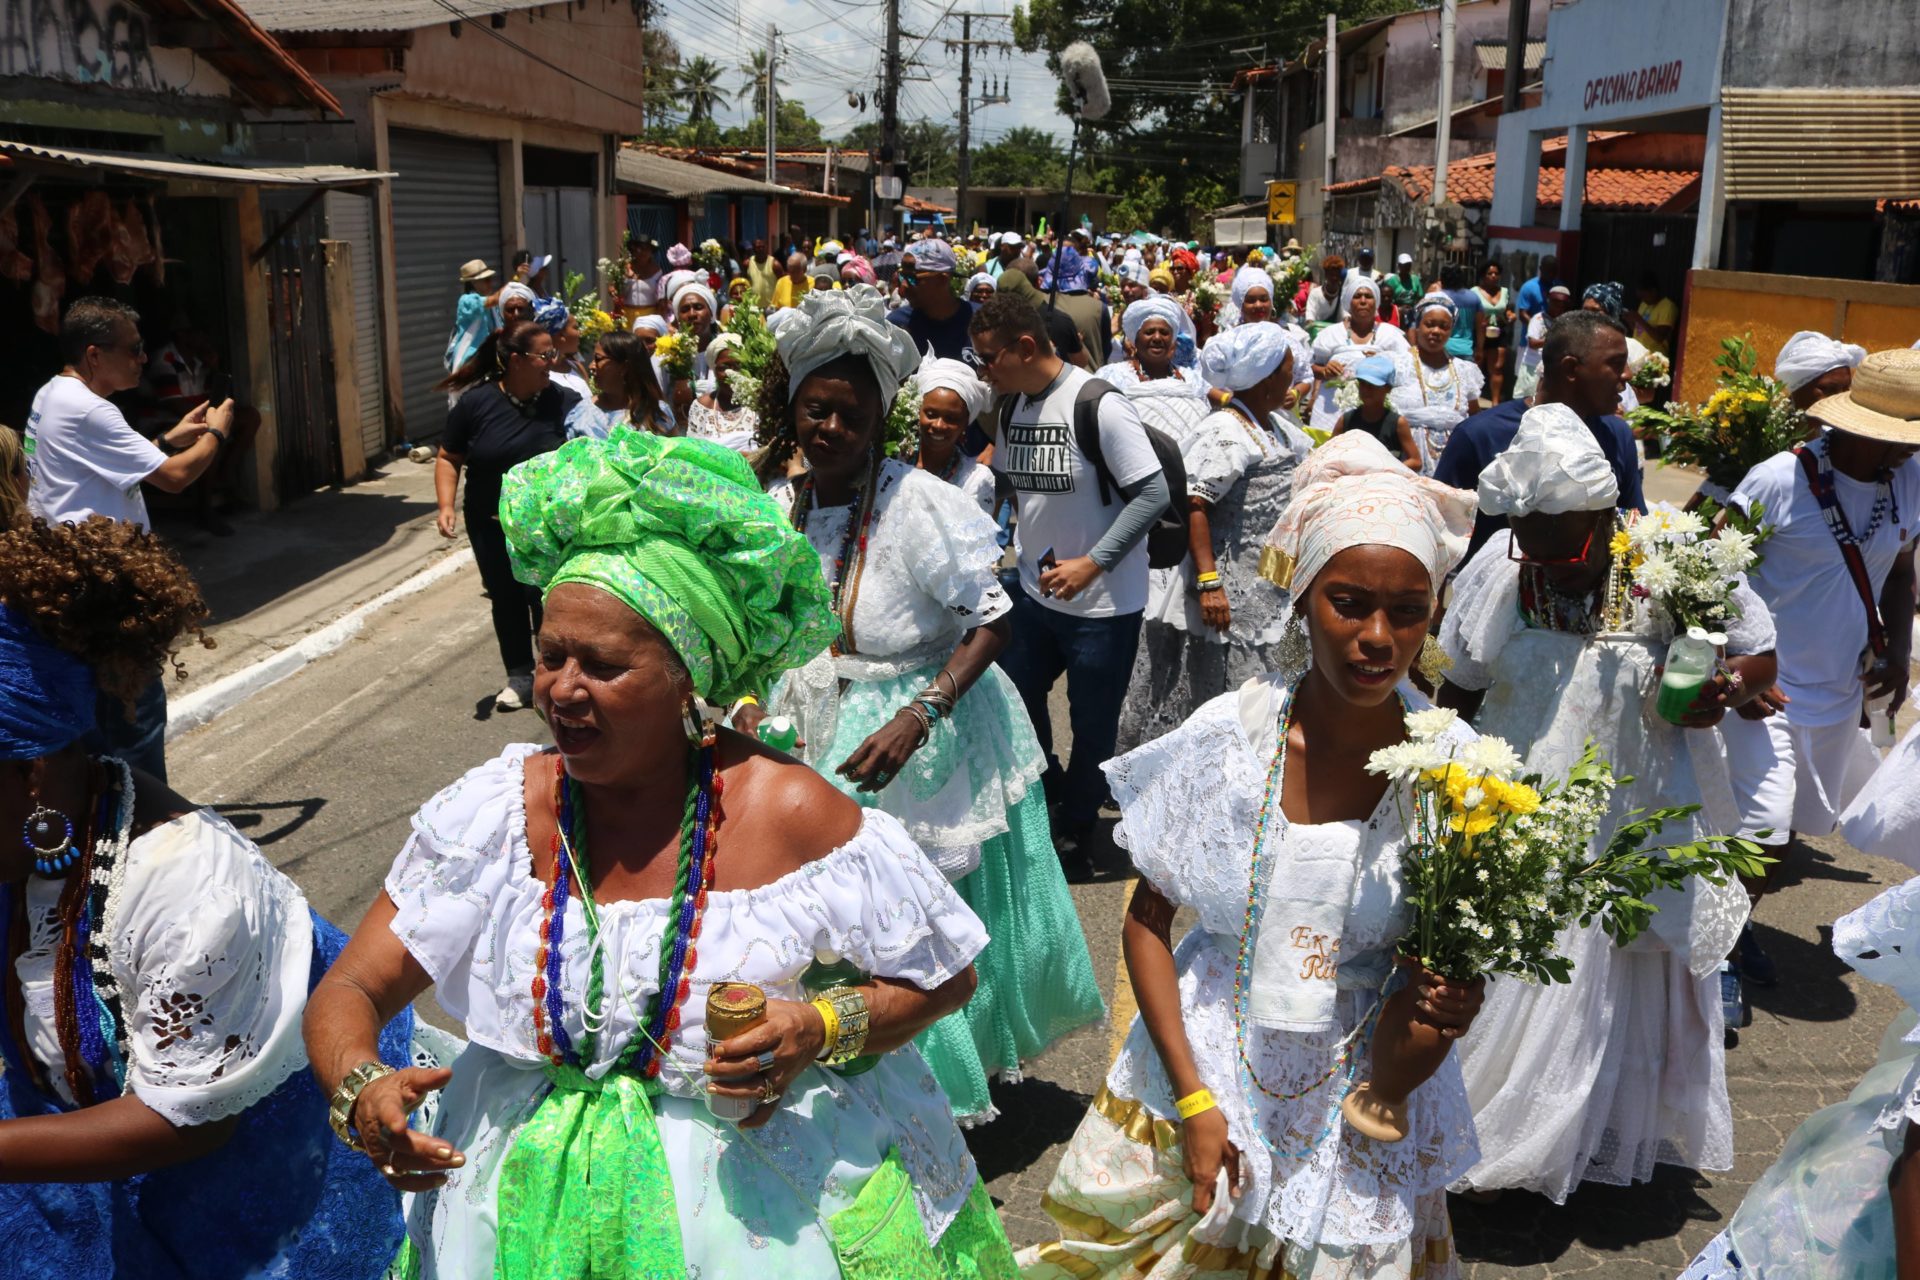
[946,12,1013,234]
[764,24,778,187]
[1501,0,1528,114]
[880,0,902,232]
[1322,12,1337,201]
[1434,0,1456,205]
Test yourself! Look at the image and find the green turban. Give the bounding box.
[499,428,837,704]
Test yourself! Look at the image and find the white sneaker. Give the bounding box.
[495,674,533,710]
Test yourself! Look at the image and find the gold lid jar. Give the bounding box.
[705,982,767,1043]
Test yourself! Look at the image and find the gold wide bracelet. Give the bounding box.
[328,1061,396,1152]
[816,985,871,1065]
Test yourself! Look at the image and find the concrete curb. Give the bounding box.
[167,548,476,741]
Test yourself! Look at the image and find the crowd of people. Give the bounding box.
[5,209,1920,1280]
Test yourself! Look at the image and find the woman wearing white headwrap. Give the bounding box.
[1095,294,1212,449]
[746,287,1105,1127]
[1116,323,1312,752]
[911,352,997,517]
[685,331,758,452]
[1774,329,1868,412]
[1435,403,1776,1203]
[1391,293,1485,475]
[1225,263,1276,327]
[1022,432,1486,1280]
[966,271,996,304]
[657,278,723,425]
[1306,275,1408,434]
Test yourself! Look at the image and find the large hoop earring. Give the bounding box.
[681,695,706,747]
[23,804,78,878]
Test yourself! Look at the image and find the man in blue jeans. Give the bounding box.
[969,295,1169,875]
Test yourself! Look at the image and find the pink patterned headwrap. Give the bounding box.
[1262,432,1476,593]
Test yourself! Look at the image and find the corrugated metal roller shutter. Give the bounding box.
[1722,89,1920,201]
[324,189,388,461]
[389,129,502,441]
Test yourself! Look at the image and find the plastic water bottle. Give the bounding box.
[756,715,799,753]
[1657,627,1721,725]
[1865,659,1901,748]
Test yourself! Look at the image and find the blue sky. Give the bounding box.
[652,0,1074,145]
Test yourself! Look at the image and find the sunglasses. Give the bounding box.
[516,348,560,364]
[1508,522,1598,567]
[964,343,1015,370]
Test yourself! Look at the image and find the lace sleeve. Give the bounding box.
[1187,416,1253,506]
[895,472,1013,629]
[117,812,314,1127]
[1725,579,1776,656]
[385,746,541,988]
[795,811,988,988]
[1456,357,1486,402]
[1438,534,1521,692]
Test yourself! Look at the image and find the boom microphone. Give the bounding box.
[1060,41,1111,121]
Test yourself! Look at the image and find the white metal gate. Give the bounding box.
[324,189,388,461]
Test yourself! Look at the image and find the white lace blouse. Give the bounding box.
[18,809,313,1126]
[768,459,1011,678]
[1099,682,1480,1249]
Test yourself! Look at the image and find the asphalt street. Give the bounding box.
[170,548,1915,1277]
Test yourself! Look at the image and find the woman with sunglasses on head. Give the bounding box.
[1434,405,1775,1204]
[436,320,578,712]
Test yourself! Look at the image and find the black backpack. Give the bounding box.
[999,377,1190,569]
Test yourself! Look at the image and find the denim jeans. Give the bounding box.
[85,674,168,782]
[997,586,1144,830]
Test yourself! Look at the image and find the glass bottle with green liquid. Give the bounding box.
[804,949,881,1076]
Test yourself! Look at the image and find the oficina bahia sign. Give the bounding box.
[1584,60,1685,111]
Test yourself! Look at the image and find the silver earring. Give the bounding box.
[681,697,706,747]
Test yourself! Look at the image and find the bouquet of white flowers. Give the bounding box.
[696,238,727,274]
[1612,505,1757,634]
[1343,706,1768,1140]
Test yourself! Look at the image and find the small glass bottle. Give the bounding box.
[705,982,766,1123]
[803,949,881,1076]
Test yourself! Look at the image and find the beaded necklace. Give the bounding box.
[1415,355,1467,414]
[531,741,720,1078]
[1230,680,1393,1161]
[0,758,134,1107]
[1516,516,1633,636]
[1808,435,1898,546]
[1223,398,1275,457]
[912,447,962,484]
[1130,356,1184,384]
[788,450,884,656]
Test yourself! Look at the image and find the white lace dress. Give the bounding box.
[386,747,990,1277]
[1307,321,1408,433]
[1021,681,1480,1279]
[1389,351,1483,475]
[1439,529,1771,1201]
[1094,360,1215,448]
[685,400,758,452]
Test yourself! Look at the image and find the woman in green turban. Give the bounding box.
[303,427,1018,1278]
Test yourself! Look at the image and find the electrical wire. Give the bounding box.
[422,0,652,109]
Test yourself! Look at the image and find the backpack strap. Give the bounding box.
[1794,444,1889,657]
[1073,378,1121,506]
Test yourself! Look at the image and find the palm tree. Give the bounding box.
[738,49,787,121]
[679,56,733,125]
[641,30,682,130]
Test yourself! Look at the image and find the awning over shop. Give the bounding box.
[617,148,811,201]
[0,141,394,190]
[1721,89,1920,201]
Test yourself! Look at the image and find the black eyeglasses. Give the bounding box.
[964,344,1013,370]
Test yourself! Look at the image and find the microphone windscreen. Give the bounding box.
[1059,41,1111,121]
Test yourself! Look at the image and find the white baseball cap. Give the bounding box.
[1396,252,1414,266]
[997,231,1023,247]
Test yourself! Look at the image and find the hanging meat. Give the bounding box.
[66,190,116,285]
[145,196,165,285]
[105,199,155,285]
[0,206,31,282]
[28,194,64,335]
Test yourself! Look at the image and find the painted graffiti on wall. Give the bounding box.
[0,0,158,88]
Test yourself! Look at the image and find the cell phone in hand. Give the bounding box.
[1037,547,1058,596]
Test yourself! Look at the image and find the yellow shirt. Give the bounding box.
[1637,297,1679,355]
[745,257,780,305]
[771,275,813,309]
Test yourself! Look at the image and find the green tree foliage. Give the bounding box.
[738,49,787,121]
[721,101,827,150]
[968,126,1068,189]
[1012,0,1421,234]
[679,55,734,124]
[839,120,961,187]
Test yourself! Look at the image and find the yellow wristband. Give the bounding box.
[811,998,841,1059]
[1175,1088,1216,1121]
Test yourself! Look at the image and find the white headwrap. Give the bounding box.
[966,271,997,295]
[1230,264,1274,310]
[1121,294,1194,346]
[670,279,718,322]
[775,284,922,400]
[1264,432,1476,594]
[631,313,671,337]
[499,282,537,310]
[1775,330,1868,393]
[1476,402,1620,517]
[1198,321,1293,393]
[706,331,745,360]
[1340,273,1381,311]
[1409,292,1457,326]
[1118,261,1151,288]
[915,348,992,423]
[764,308,804,336]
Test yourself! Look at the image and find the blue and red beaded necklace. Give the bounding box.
[531,734,721,1078]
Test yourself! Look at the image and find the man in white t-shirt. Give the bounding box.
[1720,348,1920,986]
[970,294,1169,872]
[25,296,233,778]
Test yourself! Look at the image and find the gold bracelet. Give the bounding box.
[811,997,841,1060]
[328,1061,397,1152]
[817,985,871,1065]
[1174,1087,1217,1121]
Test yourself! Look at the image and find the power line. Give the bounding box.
[424,0,652,109]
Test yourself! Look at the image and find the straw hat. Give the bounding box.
[1811,348,1920,443]
[458,258,496,283]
